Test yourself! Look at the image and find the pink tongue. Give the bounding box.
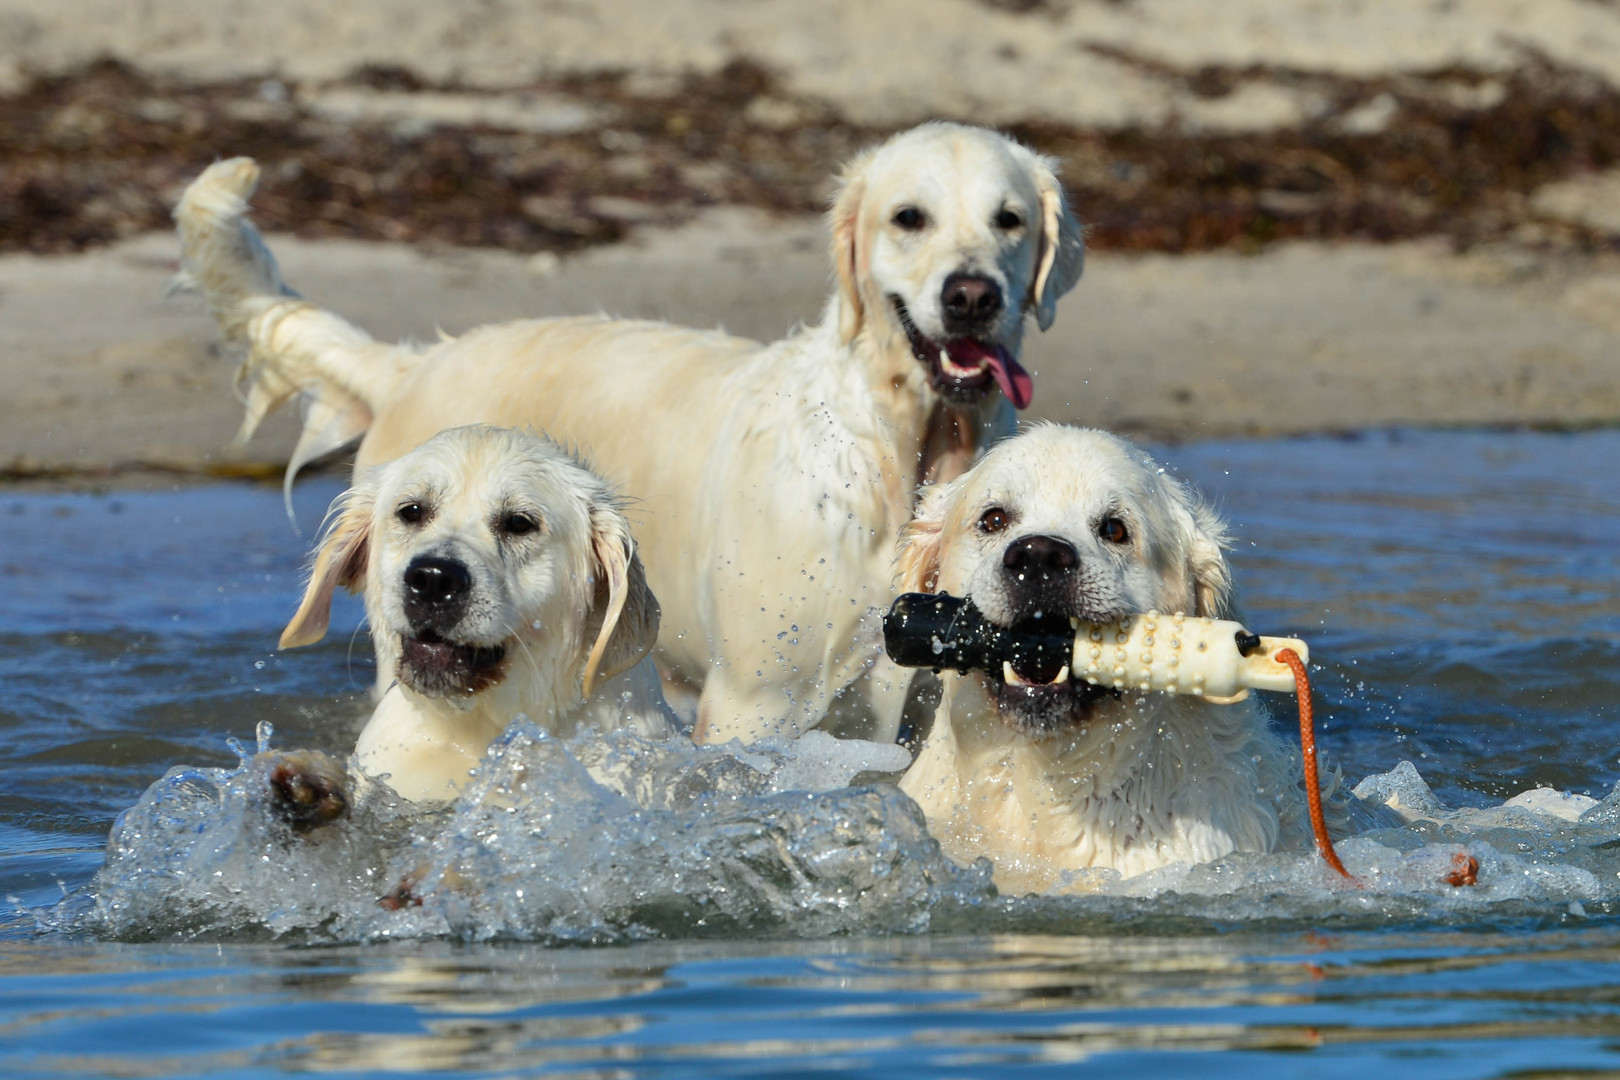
[944,340,1034,409]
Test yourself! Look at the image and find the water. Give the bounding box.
[1176,430,1620,805]
[4,428,1620,1076]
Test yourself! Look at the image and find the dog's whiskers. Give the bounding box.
[346,617,373,692]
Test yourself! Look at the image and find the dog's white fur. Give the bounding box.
[896,425,1302,892]
[174,122,1085,745]
[282,424,673,802]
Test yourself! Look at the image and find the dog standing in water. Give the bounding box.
[894,425,1311,892]
[174,122,1085,745]
[271,425,671,812]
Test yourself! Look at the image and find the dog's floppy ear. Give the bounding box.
[581,502,660,697]
[1029,155,1086,332]
[280,485,375,649]
[830,151,873,345]
[896,480,958,594]
[1179,496,1234,619]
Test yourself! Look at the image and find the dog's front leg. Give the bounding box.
[693,667,821,743]
[858,653,916,744]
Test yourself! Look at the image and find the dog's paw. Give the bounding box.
[376,875,422,911]
[263,750,350,834]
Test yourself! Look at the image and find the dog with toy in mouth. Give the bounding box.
[894,424,1310,893]
[268,424,673,816]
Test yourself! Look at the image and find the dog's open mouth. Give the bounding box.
[890,296,1033,408]
[983,616,1119,735]
[399,630,508,696]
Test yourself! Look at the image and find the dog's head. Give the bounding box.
[830,122,1085,410]
[280,425,659,708]
[897,424,1231,736]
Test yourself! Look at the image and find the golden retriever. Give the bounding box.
[275,424,671,806]
[174,123,1085,745]
[894,425,1301,893]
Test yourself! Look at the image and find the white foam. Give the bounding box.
[72,723,970,943]
[64,746,1620,943]
[1502,787,1600,821]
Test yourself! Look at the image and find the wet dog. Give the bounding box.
[174,122,1085,745]
[269,424,672,812]
[894,425,1302,892]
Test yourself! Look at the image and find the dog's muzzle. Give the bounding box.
[399,632,507,697]
[883,590,1122,737]
[397,555,507,696]
[889,295,1033,409]
[984,610,1121,736]
[989,535,1129,732]
[402,555,471,633]
[999,534,1082,615]
[940,272,1003,336]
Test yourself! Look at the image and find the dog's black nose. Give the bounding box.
[402,555,472,630]
[1002,534,1079,580]
[941,272,1003,333]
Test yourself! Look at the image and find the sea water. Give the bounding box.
[4,428,1620,1076]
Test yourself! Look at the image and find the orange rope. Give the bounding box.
[1276,647,1355,881]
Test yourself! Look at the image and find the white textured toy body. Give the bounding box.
[1067,612,1308,700]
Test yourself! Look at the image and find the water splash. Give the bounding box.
[57,727,1620,944]
[957,762,1620,933]
[67,725,981,944]
[382,726,972,942]
[73,741,430,942]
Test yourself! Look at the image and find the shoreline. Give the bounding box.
[11,419,1619,496]
[7,211,1620,490]
[10,0,1620,491]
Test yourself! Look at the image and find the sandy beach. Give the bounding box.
[4,0,1620,482]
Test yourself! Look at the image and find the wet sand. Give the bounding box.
[6,0,1620,482]
[7,210,1620,483]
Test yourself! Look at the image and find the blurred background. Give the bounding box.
[5,0,1620,474]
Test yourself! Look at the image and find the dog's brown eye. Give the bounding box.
[501,513,539,537]
[1098,516,1130,544]
[995,208,1023,230]
[397,502,424,525]
[892,206,925,231]
[978,507,1011,534]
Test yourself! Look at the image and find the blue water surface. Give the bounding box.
[1,428,1618,1077]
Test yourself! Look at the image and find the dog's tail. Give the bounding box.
[174,157,421,501]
